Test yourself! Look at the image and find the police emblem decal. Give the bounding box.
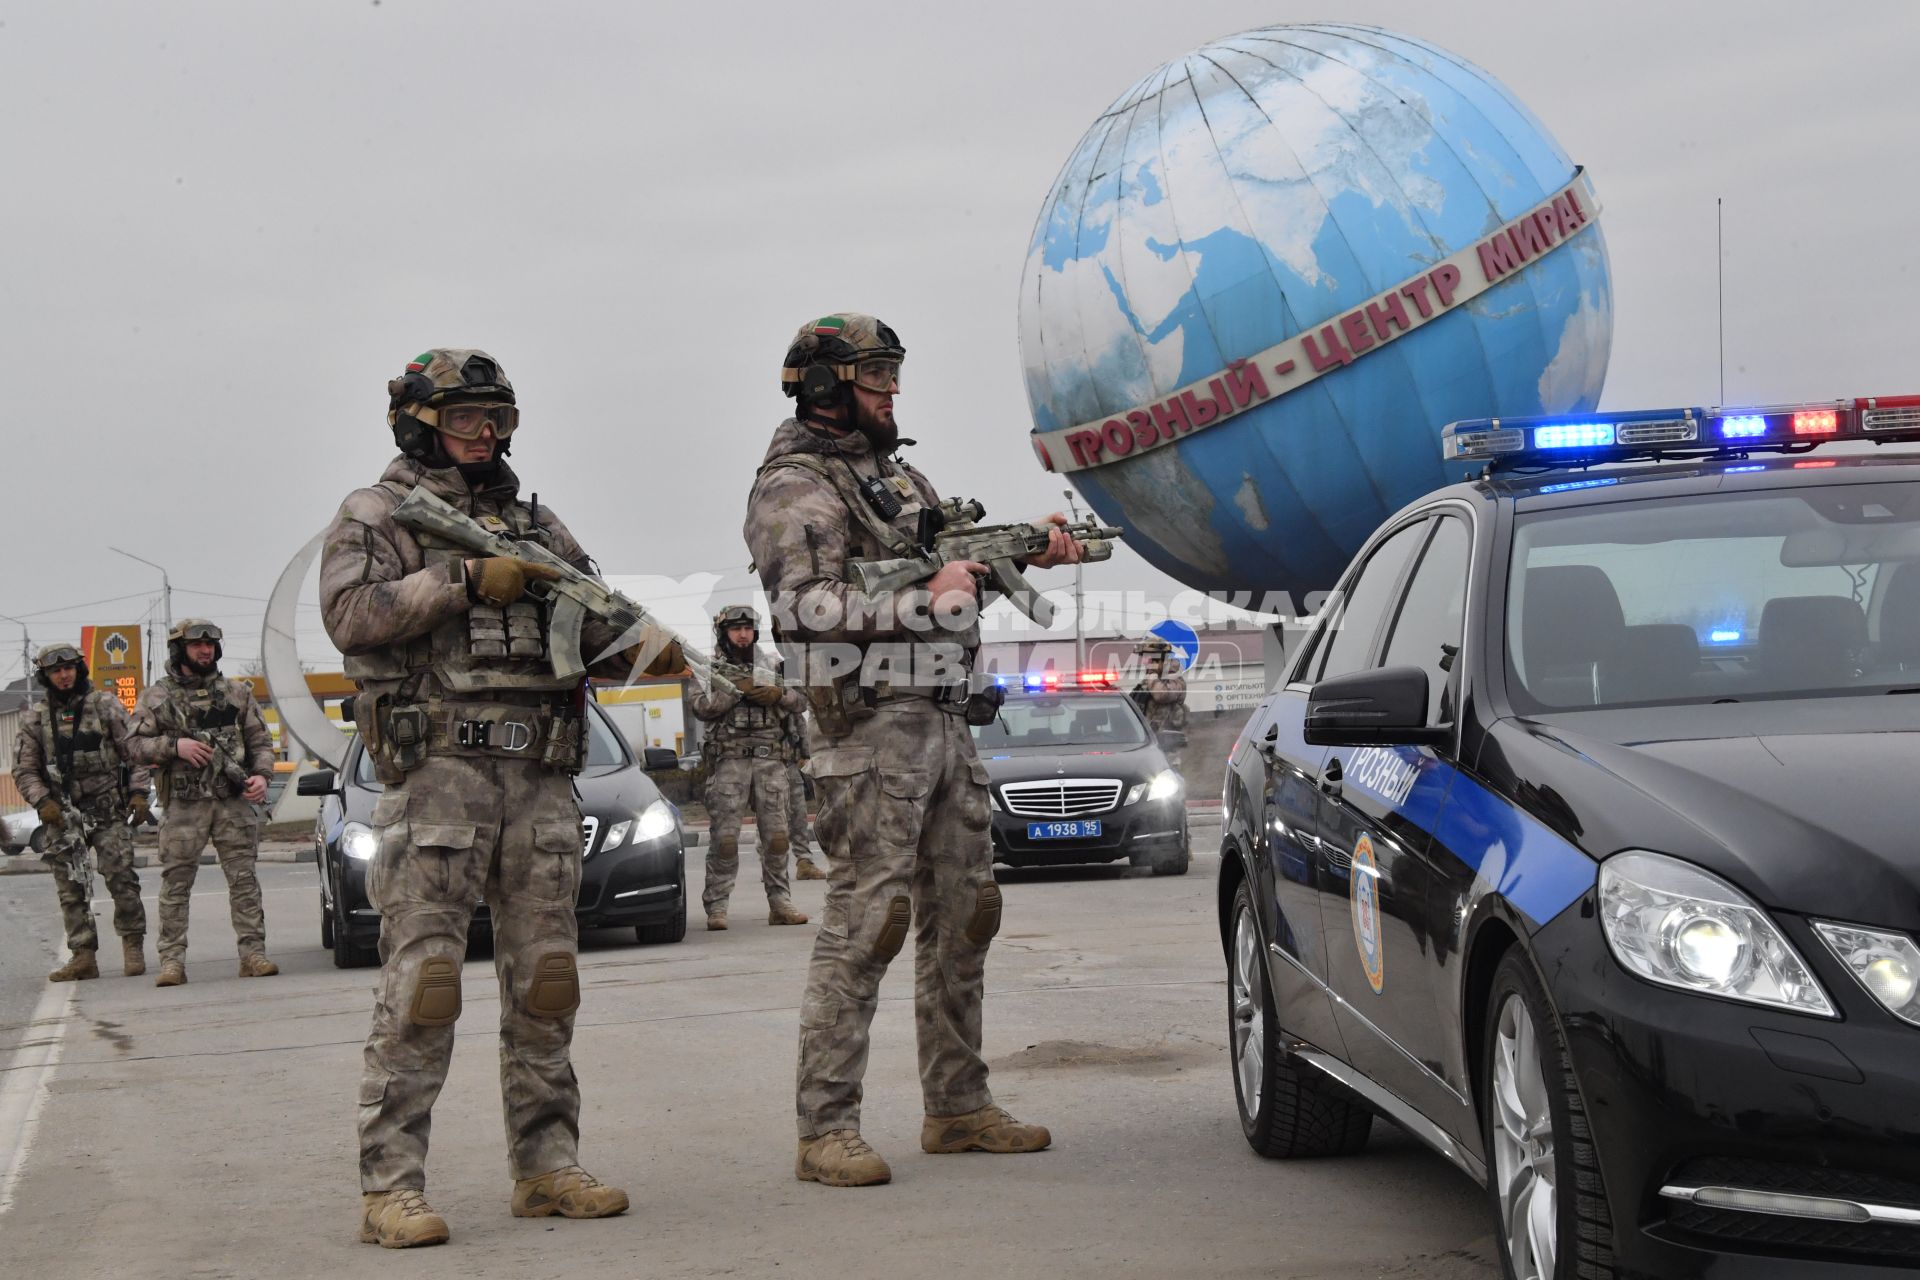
[1350,833,1385,994]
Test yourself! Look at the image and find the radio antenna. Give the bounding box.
[1717,197,1725,405]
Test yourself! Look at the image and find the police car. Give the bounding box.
[1219,397,1920,1279]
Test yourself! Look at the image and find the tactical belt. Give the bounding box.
[870,680,970,708]
[711,743,797,762]
[425,705,572,759]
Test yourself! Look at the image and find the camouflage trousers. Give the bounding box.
[358,753,586,1193]
[156,797,264,963]
[702,754,792,913]
[50,802,145,952]
[787,763,814,850]
[796,702,999,1138]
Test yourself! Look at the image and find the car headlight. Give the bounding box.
[1126,770,1183,806]
[599,819,632,853]
[1813,921,1920,1026]
[1598,851,1834,1017]
[633,799,676,844]
[341,820,378,861]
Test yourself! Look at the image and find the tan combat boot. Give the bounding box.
[154,959,187,987]
[48,950,98,982]
[238,952,280,977]
[921,1104,1053,1154]
[796,1130,892,1187]
[510,1166,629,1219]
[793,857,827,881]
[359,1189,450,1248]
[768,899,810,926]
[706,911,728,931]
[121,935,146,977]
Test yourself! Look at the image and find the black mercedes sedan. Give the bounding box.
[302,698,687,968]
[973,681,1190,875]
[1221,398,1920,1280]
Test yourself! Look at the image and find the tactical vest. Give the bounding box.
[342,483,575,699]
[158,675,248,802]
[704,653,797,761]
[754,448,975,735]
[35,691,126,806]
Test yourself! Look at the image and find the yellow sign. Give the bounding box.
[80,624,143,714]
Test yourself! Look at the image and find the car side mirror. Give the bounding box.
[643,747,680,771]
[1304,667,1450,748]
[338,696,356,724]
[296,769,339,797]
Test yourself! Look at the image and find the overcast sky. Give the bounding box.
[3,0,1917,681]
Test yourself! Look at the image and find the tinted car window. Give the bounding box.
[971,695,1149,750]
[1382,516,1471,724]
[1314,519,1429,682]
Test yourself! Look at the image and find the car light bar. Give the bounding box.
[999,670,1120,692]
[1443,395,1920,467]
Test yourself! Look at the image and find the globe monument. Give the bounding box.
[1019,23,1613,595]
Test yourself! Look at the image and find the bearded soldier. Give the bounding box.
[1130,638,1189,771]
[689,605,812,930]
[321,348,682,1248]
[128,620,278,986]
[744,313,1085,1187]
[11,644,150,981]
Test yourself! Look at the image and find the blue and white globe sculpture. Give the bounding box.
[1019,23,1613,594]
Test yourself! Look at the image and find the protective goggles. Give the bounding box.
[434,401,520,440]
[36,645,82,669]
[176,623,223,642]
[839,359,903,393]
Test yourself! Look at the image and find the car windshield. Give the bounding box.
[1507,480,1920,710]
[971,694,1150,750]
[351,705,627,786]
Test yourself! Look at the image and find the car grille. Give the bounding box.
[999,778,1123,817]
[581,816,600,858]
[1663,1157,1920,1262]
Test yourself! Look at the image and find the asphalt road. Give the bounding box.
[0,841,1500,1279]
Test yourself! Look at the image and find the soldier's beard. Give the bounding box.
[719,638,757,665]
[852,401,899,455]
[182,657,219,678]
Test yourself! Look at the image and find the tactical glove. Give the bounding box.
[37,798,65,828]
[466,557,565,608]
[627,637,685,679]
[742,684,786,707]
[128,793,152,824]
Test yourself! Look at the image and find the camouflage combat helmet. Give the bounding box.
[1135,636,1175,655]
[386,348,519,459]
[713,605,760,660]
[32,642,88,688]
[167,618,224,663]
[781,314,905,410]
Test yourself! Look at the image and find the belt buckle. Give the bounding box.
[454,720,489,749]
[498,720,534,752]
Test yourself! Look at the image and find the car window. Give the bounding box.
[1507,480,1920,709]
[1313,519,1430,683]
[971,695,1150,750]
[1382,515,1471,724]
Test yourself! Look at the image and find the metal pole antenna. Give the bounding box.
[110,546,172,638]
[0,613,31,707]
[1717,197,1725,405]
[1062,489,1086,670]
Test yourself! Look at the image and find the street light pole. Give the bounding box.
[109,546,172,640]
[0,613,30,706]
[1062,489,1086,671]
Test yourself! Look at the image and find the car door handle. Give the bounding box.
[1319,757,1344,799]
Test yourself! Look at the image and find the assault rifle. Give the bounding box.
[183,728,255,796]
[848,498,1122,626]
[30,797,95,884]
[392,486,720,688]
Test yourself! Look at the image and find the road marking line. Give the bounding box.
[0,951,76,1216]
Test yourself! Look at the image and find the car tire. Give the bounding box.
[1150,841,1191,876]
[635,880,689,945]
[1482,951,1614,1280]
[320,894,335,949]
[1228,879,1372,1158]
[330,896,377,970]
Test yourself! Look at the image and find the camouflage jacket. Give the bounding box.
[318,454,634,697]
[128,664,275,800]
[12,685,150,810]
[690,645,808,757]
[1134,674,1189,731]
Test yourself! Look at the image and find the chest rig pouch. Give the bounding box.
[39,694,124,803]
[162,681,244,803]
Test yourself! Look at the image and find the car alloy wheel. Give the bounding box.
[1492,990,1556,1279]
[1231,896,1266,1117]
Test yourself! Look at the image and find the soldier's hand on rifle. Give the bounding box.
[627,636,684,678]
[243,774,268,804]
[127,792,152,825]
[36,798,64,828]
[927,559,989,608]
[742,684,785,707]
[1025,513,1087,569]
[176,737,214,767]
[465,556,566,607]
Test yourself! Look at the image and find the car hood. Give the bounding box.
[975,743,1166,787]
[1491,698,1920,929]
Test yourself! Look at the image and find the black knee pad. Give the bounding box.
[873,895,912,962]
[965,882,1003,946]
[526,952,580,1018]
[410,956,462,1027]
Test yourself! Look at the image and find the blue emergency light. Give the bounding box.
[1443,395,1920,469]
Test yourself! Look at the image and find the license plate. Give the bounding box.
[1027,820,1102,840]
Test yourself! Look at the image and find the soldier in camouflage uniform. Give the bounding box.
[1130,638,1189,771]
[322,348,680,1247]
[11,644,151,981]
[745,313,1085,1187]
[689,605,812,930]
[128,619,278,987]
[784,710,826,879]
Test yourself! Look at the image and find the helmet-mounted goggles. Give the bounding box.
[433,401,519,441]
[175,622,223,642]
[839,358,902,393]
[35,645,83,670]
